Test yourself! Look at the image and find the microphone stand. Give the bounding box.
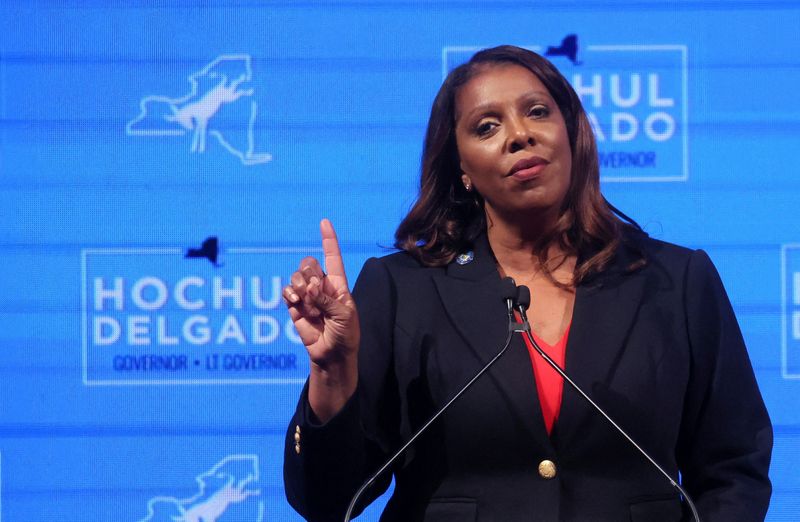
[514,285,701,522]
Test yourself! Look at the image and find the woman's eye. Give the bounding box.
[475,121,497,136]
[529,105,549,118]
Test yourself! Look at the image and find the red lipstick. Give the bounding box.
[508,156,549,181]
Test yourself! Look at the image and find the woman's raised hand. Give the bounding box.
[283,219,360,367]
[283,220,360,419]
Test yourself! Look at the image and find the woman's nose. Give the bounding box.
[507,118,535,153]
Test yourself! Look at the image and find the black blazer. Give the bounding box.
[284,232,772,522]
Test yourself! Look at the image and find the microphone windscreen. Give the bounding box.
[516,285,531,311]
[499,277,517,300]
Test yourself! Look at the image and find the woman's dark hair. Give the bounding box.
[394,45,644,286]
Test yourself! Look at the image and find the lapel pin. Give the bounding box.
[455,251,474,265]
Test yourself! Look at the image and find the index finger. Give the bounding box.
[320,218,347,282]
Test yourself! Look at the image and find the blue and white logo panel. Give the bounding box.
[81,246,311,386]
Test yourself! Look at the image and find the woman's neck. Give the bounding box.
[485,208,574,286]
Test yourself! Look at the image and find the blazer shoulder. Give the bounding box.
[353,250,440,305]
[622,229,698,270]
[361,248,444,279]
[618,233,734,309]
[376,248,421,268]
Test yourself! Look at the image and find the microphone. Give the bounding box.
[513,285,701,522]
[343,277,519,522]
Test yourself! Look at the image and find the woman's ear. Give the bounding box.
[461,174,472,191]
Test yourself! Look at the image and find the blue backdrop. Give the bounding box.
[1,1,798,520]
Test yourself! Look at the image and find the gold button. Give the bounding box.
[294,432,301,443]
[538,459,557,479]
[294,443,301,454]
[295,425,301,434]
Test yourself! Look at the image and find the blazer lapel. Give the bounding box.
[552,248,648,449]
[431,235,550,443]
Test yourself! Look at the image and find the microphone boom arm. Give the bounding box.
[343,283,519,522]
[515,300,701,522]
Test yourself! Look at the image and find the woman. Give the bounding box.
[282,46,772,521]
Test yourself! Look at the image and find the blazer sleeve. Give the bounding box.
[676,249,773,521]
[283,257,400,521]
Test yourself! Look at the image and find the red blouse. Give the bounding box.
[517,315,570,435]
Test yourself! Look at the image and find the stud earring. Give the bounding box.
[464,183,472,191]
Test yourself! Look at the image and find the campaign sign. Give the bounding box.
[782,244,800,379]
[443,38,688,182]
[81,244,310,386]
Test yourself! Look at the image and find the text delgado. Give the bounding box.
[90,276,302,346]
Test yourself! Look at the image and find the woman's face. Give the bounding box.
[454,64,572,222]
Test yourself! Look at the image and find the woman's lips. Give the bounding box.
[508,156,549,181]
